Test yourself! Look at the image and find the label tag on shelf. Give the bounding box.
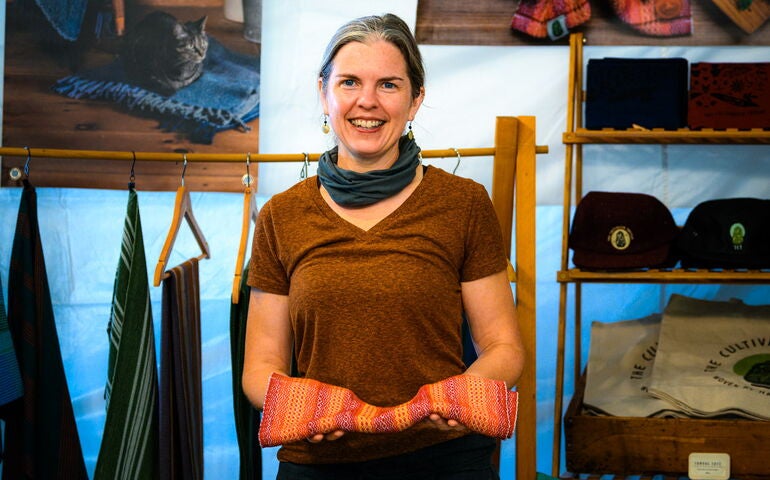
[688,452,730,480]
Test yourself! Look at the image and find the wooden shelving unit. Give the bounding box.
[553,32,770,479]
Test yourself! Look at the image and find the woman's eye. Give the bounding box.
[342,79,356,87]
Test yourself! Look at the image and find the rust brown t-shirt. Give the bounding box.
[247,165,508,464]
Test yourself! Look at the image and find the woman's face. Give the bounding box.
[319,39,424,171]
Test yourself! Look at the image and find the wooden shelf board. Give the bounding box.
[563,128,770,144]
[557,268,770,283]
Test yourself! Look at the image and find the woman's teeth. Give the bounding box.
[350,119,384,129]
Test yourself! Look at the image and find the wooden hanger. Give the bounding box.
[232,154,259,304]
[153,156,211,286]
[232,186,259,304]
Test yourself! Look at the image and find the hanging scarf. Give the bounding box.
[317,135,421,207]
[4,179,88,479]
[95,187,159,480]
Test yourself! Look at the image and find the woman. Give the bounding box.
[242,13,525,479]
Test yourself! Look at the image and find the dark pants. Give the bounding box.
[276,434,499,480]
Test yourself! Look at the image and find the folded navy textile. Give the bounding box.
[585,57,689,130]
[53,37,260,144]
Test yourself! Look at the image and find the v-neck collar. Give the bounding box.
[309,165,432,236]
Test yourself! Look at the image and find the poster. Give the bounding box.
[2,0,260,191]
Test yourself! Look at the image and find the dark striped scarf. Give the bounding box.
[2,179,88,478]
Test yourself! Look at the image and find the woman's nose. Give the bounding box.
[356,85,378,108]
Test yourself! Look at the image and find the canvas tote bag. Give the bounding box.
[583,314,687,418]
[647,294,770,420]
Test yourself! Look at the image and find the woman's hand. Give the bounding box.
[307,430,345,443]
[428,413,468,432]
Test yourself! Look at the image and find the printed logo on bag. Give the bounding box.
[705,342,770,394]
[608,226,633,251]
[730,222,746,251]
[735,354,770,389]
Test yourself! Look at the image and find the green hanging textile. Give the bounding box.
[230,260,262,480]
[94,187,159,479]
[3,179,88,478]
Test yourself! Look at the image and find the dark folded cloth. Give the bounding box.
[585,57,689,130]
[53,37,260,144]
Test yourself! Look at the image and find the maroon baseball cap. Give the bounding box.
[569,191,680,270]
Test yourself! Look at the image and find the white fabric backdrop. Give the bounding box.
[1,1,769,478]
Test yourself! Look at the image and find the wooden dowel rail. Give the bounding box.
[0,145,547,165]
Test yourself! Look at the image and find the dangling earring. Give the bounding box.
[407,121,414,140]
[322,114,330,134]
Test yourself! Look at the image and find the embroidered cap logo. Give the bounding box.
[730,222,745,250]
[608,226,633,251]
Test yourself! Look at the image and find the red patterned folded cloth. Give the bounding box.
[258,373,518,447]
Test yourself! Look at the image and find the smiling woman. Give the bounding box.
[241,12,525,480]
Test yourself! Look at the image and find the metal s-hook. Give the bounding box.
[181,153,188,186]
[300,152,310,179]
[24,146,31,177]
[128,151,137,189]
[242,152,253,187]
[451,148,462,175]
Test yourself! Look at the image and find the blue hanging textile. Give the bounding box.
[52,37,260,144]
[0,276,23,407]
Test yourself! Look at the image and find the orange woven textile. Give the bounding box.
[258,373,518,447]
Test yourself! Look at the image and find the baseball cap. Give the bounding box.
[677,198,770,269]
[569,191,680,270]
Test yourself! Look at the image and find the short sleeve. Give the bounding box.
[246,201,290,295]
[460,184,509,282]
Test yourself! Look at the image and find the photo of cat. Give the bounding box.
[2,1,262,191]
[120,11,210,96]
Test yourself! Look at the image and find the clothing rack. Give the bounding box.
[0,145,543,163]
[1,116,544,480]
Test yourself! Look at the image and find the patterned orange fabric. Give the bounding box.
[258,373,518,447]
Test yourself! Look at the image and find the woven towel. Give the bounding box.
[160,258,203,480]
[52,37,260,144]
[3,180,88,479]
[258,373,518,447]
[94,186,159,479]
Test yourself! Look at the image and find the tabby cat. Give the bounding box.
[120,11,208,95]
